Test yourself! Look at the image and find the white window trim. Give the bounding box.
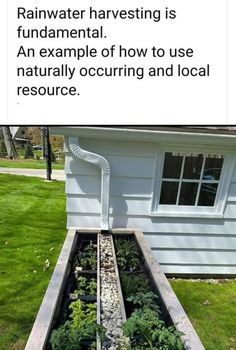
[150,145,235,219]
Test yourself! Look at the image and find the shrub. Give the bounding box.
[24,143,34,159]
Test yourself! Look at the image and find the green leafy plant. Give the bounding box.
[120,272,150,297]
[127,292,160,313]
[50,300,106,350]
[115,239,140,271]
[123,308,184,350]
[74,244,97,270]
[50,321,80,350]
[70,299,97,327]
[87,278,97,295]
[74,276,97,296]
[83,244,97,254]
[76,275,87,291]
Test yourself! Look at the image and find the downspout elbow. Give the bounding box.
[68,137,110,232]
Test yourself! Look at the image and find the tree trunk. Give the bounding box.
[2,127,18,159]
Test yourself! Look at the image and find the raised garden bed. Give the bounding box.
[25,228,205,350]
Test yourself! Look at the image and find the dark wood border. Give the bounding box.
[25,228,205,350]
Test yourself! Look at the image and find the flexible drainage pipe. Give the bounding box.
[68,137,110,232]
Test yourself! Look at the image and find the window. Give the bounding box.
[151,149,233,218]
[160,152,223,207]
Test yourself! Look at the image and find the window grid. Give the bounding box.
[175,155,186,206]
[194,157,206,206]
[160,153,223,207]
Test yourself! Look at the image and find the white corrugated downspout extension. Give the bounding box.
[68,137,110,232]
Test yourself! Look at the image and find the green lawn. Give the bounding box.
[0,174,67,350]
[0,158,64,170]
[170,279,236,350]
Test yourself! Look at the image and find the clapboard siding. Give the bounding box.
[143,234,236,250]
[64,137,157,157]
[66,195,236,219]
[65,155,155,178]
[66,176,100,196]
[64,136,236,274]
[67,214,236,234]
[78,138,157,157]
[66,175,153,197]
[65,157,100,176]
[67,196,151,215]
[224,202,236,219]
[152,250,236,265]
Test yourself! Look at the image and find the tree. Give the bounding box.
[26,127,42,145]
[0,140,7,157]
[50,135,64,150]
[26,127,64,152]
[2,127,18,159]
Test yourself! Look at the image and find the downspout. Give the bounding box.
[68,137,110,233]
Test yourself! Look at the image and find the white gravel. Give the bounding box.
[100,234,128,350]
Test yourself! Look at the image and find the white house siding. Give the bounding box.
[65,137,236,275]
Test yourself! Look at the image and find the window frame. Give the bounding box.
[150,145,235,218]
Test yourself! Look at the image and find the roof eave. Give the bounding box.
[50,126,236,147]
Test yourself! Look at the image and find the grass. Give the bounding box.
[0,158,64,170]
[170,279,236,350]
[0,174,67,350]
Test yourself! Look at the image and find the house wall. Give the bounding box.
[65,137,236,275]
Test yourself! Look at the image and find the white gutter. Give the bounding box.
[68,137,110,232]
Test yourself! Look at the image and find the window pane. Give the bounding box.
[179,182,198,205]
[198,183,218,206]
[183,154,203,179]
[203,157,223,180]
[160,181,178,204]
[162,152,183,179]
